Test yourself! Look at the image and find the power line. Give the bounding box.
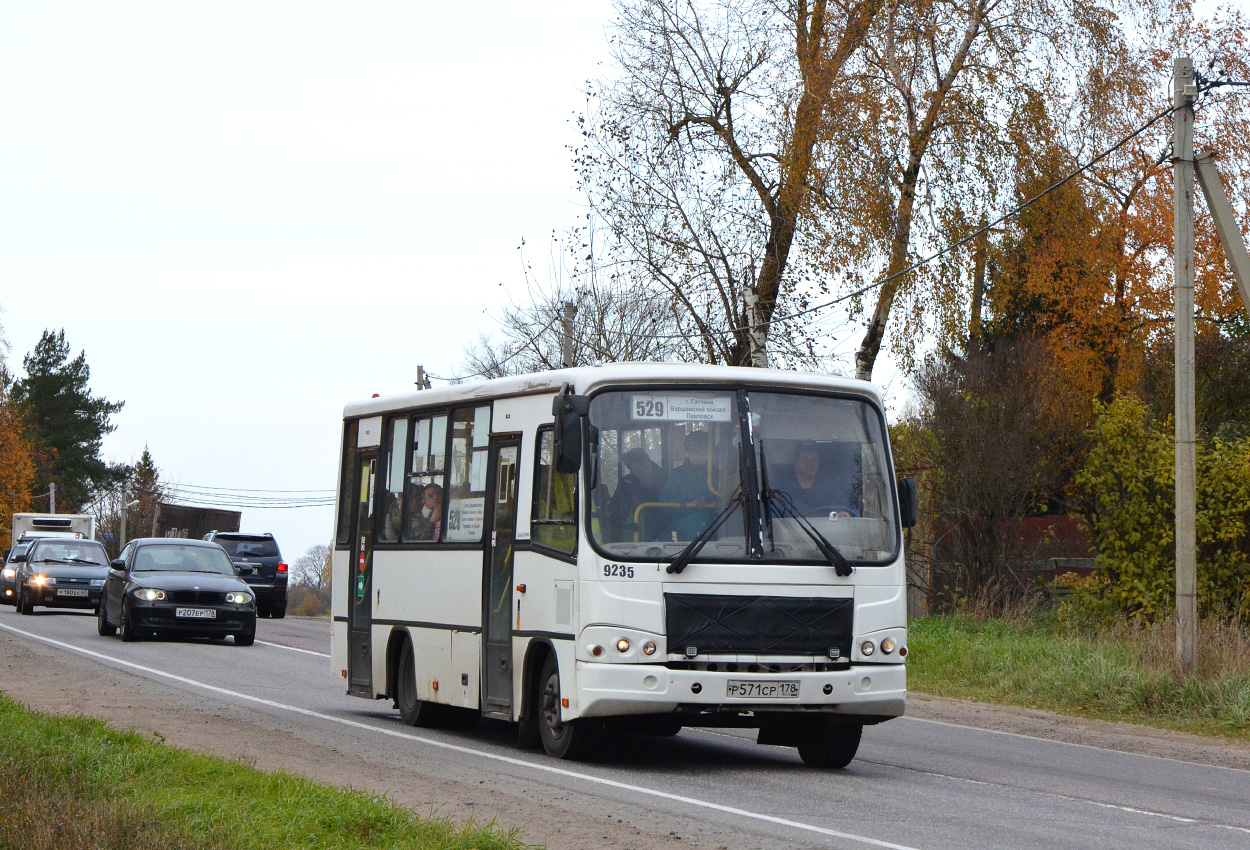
[643,99,1182,342]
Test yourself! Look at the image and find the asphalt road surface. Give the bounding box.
[1,606,1247,850]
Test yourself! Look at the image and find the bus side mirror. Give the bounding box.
[897,477,918,529]
[552,384,590,475]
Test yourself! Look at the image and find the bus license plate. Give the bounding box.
[176,608,216,619]
[726,680,799,699]
[57,588,89,598]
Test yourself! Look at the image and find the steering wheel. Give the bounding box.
[804,505,856,518]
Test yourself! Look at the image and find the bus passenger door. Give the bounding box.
[348,454,377,698]
[482,436,520,719]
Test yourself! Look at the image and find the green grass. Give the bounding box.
[0,695,535,850]
[908,615,1250,740]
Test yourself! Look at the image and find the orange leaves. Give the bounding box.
[0,401,36,549]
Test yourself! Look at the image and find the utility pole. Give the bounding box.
[49,483,56,514]
[560,301,577,369]
[1172,57,1197,675]
[415,365,432,390]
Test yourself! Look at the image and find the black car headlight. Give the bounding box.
[133,588,166,602]
[225,591,253,605]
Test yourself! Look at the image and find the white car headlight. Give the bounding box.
[134,588,166,602]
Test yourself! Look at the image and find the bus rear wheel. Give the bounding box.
[538,654,596,760]
[396,640,441,727]
[797,721,863,768]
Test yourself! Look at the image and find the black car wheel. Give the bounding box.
[119,605,139,642]
[234,627,255,646]
[257,601,272,619]
[271,604,286,619]
[16,584,33,615]
[96,602,116,636]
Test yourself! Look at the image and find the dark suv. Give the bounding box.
[202,532,288,618]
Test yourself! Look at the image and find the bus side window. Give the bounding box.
[533,427,577,555]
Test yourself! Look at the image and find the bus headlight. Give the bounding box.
[642,641,657,656]
[880,638,896,654]
[616,638,631,654]
[860,640,876,657]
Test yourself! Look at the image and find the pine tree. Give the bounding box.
[10,330,124,511]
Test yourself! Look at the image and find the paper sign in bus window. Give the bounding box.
[630,395,733,422]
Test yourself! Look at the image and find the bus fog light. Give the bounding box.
[860,640,876,657]
[616,638,631,653]
[589,644,603,657]
[642,641,657,656]
[691,683,702,694]
[881,638,896,654]
[823,684,833,695]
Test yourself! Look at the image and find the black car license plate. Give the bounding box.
[726,680,800,699]
[175,607,217,619]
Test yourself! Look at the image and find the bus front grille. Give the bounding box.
[664,593,853,660]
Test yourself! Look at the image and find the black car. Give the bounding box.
[1,541,32,605]
[98,538,256,645]
[202,532,287,619]
[14,537,111,614]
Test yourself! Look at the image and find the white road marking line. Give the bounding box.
[0,622,919,850]
[256,639,329,657]
[902,715,1250,775]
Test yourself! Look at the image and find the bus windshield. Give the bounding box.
[589,388,898,564]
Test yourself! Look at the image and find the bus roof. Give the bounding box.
[342,363,883,419]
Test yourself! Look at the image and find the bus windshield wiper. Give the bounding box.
[664,488,744,575]
[760,489,854,577]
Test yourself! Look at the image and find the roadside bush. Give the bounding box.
[1076,394,1250,621]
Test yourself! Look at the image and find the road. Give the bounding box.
[1,606,1248,850]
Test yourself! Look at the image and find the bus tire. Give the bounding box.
[538,654,596,760]
[797,721,862,769]
[396,640,438,727]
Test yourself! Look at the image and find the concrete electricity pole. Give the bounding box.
[119,483,128,551]
[1172,57,1198,674]
[49,483,56,514]
[560,301,577,369]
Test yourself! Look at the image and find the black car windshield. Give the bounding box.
[133,545,235,575]
[589,388,898,563]
[214,537,279,558]
[30,541,109,566]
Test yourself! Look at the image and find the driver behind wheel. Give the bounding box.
[776,444,858,516]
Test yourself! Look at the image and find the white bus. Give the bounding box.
[331,363,915,767]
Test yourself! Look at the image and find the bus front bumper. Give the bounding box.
[573,661,906,721]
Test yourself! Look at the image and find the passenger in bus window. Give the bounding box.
[606,448,666,541]
[659,430,718,539]
[408,483,444,541]
[382,493,404,541]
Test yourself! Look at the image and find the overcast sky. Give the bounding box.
[0,1,616,559]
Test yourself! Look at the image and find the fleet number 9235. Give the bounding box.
[603,563,635,578]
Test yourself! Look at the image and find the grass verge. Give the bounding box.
[0,694,534,850]
[908,615,1250,741]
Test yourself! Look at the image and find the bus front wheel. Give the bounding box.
[797,721,862,768]
[538,654,596,760]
